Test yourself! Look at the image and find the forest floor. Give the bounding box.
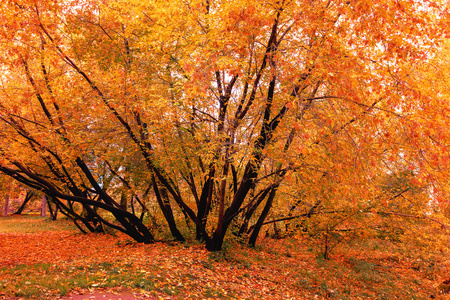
[1,215,450,299]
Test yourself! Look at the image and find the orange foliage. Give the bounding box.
[0,0,449,252]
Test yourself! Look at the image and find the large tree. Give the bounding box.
[0,0,448,250]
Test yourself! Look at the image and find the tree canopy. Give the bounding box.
[0,0,449,251]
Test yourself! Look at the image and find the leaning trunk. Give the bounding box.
[248,187,277,247]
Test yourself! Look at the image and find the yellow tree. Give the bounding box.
[0,0,448,251]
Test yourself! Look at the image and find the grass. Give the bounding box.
[0,214,77,233]
[0,215,450,299]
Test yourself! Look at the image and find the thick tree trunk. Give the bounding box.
[206,169,256,251]
[196,168,214,240]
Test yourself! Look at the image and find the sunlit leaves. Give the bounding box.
[0,0,449,250]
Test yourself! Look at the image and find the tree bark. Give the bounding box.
[41,194,47,217]
[3,195,9,217]
[13,190,34,214]
[248,187,277,247]
[152,176,185,241]
[47,196,59,220]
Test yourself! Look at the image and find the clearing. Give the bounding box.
[0,215,449,299]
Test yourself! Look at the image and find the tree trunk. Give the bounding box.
[248,187,277,247]
[237,188,271,237]
[206,171,256,251]
[152,176,185,241]
[13,190,34,214]
[196,170,214,240]
[3,195,9,217]
[41,195,47,217]
[47,197,59,220]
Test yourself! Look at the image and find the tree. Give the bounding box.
[13,189,36,215]
[0,0,448,250]
[0,175,24,216]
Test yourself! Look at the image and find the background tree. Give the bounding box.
[13,189,36,215]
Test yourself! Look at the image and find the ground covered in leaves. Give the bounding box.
[0,215,449,299]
